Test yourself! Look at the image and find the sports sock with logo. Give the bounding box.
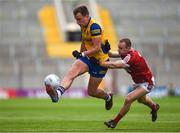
[56,86,65,96]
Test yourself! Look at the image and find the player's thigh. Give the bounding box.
[126,87,149,102]
[87,76,103,92]
[66,59,89,78]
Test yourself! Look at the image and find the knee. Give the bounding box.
[137,98,142,103]
[87,89,96,97]
[137,97,145,103]
[124,96,133,104]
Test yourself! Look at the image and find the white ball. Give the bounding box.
[44,74,60,88]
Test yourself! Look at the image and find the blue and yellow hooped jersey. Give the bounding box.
[81,17,109,62]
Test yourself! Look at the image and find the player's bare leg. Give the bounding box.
[137,95,154,108]
[87,76,113,110]
[45,60,88,102]
[61,60,88,89]
[137,95,160,122]
[104,87,147,128]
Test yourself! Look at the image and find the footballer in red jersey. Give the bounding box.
[91,38,160,128]
[120,48,154,91]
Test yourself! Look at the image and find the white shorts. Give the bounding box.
[133,82,154,92]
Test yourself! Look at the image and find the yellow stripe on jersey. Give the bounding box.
[91,29,101,35]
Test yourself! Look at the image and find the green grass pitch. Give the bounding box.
[0,96,180,132]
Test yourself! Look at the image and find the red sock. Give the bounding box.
[113,113,123,124]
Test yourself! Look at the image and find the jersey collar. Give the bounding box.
[121,48,134,57]
[84,17,91,28]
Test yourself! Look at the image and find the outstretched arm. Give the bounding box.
[100,60,128,69]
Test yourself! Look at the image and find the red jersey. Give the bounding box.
[120,49,154,85]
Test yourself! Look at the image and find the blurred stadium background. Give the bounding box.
[0,0,180,99]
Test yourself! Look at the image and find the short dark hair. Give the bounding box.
[73,5,89,16]
[120,38,131,48]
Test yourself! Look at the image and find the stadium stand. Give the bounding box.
[0,0,180,92]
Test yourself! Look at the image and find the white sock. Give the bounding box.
[56,86,65,96]
[106,94,111,101]
[56,89,62,96]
